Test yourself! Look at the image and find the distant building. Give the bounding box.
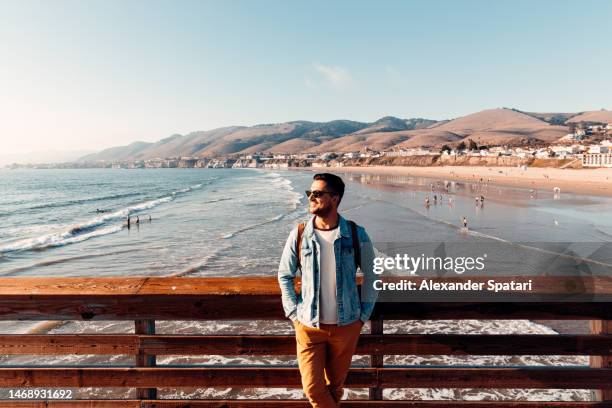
[588,144,610,154]
[195,158,209,168]
[178,158,198,168]
[383,148,434,157]
[317,152,336,161]
[263,162,289,169]
[247,159,261,168]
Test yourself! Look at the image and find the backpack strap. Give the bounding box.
[296,222,305,270]
[348,220,361,269]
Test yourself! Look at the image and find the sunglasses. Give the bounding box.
[305,190,337,199]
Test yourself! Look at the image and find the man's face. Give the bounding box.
[308,180,339,216]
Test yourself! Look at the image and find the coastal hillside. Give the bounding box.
[565,110,612,124]
[428,108,569,145]
[79,118,435,161]
[80,107,610,161]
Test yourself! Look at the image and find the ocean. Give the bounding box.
[1,167,611,401]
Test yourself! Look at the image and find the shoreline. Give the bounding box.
[313,165,612,197]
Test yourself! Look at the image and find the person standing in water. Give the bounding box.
[127,215,131,229]
[462,216,468,229]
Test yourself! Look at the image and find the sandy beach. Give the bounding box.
[329,165,612,197]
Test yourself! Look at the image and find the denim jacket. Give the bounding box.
[277,214,378,328]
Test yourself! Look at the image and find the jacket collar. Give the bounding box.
[304,213,350,239]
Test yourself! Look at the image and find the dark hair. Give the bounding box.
[313,173,345,202]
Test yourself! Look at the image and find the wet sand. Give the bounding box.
[332,166,612,197]
[303,166,606,336]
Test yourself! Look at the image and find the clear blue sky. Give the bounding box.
[1,0,611,154]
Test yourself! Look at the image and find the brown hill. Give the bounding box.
[306,131,412,153]
[395,130,464,148]
[79,108,582,161]
[427,108,568,146]
[521,111,577,125]
[566,110,612,124]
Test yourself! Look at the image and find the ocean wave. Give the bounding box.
[24,192,143,212]
[217,173,306,239]
[172,183,203,195]
[0,183,206,255]
[0,249,136,276]
[222,214,286,239]
[269,174,303,209]
[170,243,234,277]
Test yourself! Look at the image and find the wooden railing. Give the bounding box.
[0,276,610,407]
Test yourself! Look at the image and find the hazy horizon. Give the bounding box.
[1,0,611,156]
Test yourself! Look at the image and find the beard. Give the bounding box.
[309,203,332,217]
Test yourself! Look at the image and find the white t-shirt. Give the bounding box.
[314,226,339,324]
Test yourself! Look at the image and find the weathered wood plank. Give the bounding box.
[379,367,612,388]
[590,320,612,401]
[0,334,610,356]
[0,368,610,388]
[1,276,612,296]
[2,401,612,408]
[139,402,612,408]
[1,295,611,320]
[369,317,384,400]
[1,276,612,295]
[134,320,156,399]
[0,335,139,355]
[1,277,611,320]
[376,302,612,320]
[0,402,137,408]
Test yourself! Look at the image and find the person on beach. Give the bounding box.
[278,173,378,408]
[425,196,430,208]
[462,216,468,229]
[127,215,131,229]
[136,216,140,225]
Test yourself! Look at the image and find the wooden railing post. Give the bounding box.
[590,320,612,401]
[369,317,383,400]
[135,319,157,399]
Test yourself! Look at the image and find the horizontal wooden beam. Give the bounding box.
[0,368,610,388]
[0,334,140,355]
[2,276,611,296]
[0,295,610,320]
[1,277,611,320]
[1,400,611,408]
[0,277,287,296]
[1,334,610,356]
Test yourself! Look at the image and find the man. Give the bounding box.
[278,173,378,407]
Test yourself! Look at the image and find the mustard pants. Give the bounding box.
[293,318,363,407]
